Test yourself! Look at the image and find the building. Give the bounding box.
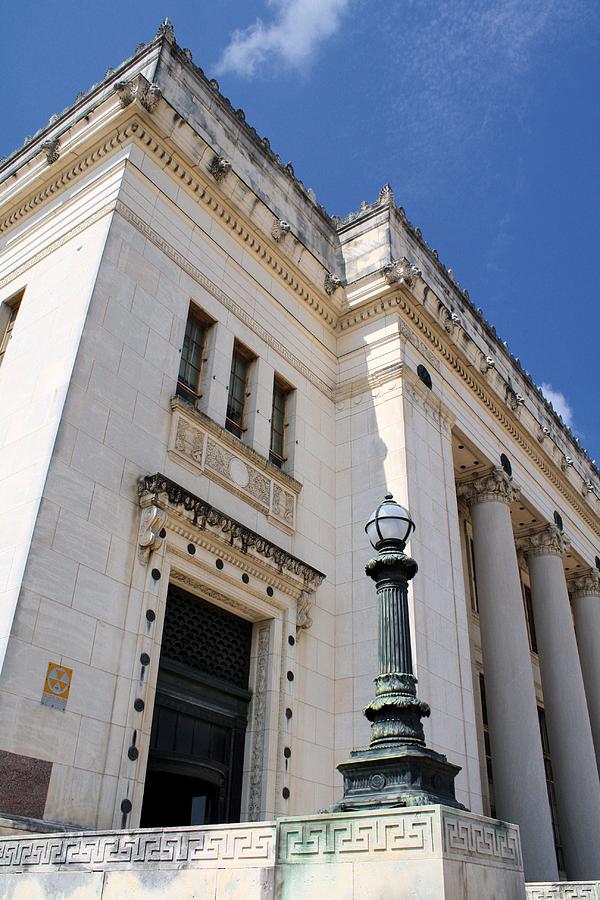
[1,19,599,884]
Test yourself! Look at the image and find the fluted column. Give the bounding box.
[568,570,600,776]
[520,526,600,879]
[458,468,558,882]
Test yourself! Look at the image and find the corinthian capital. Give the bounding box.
[457,466,518,507]
[517,523,569,558]
[568,569,600,598]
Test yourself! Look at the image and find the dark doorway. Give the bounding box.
[140,585,253,828]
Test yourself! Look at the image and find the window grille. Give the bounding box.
[226,343,253,438]
[269,377,289,467]
[161,586,252,689]
[177,306,210,400]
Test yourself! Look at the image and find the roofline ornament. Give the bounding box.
[324,273,343,295]
[138,474,325,590]
[208,154,232,182]
[271,219,291,242]
[382,258,421,287]
[41,137,60,165]
[114,77,162,113]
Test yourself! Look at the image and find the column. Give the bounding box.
[458,468,558,882]
[569,570,600,775]
[521,528,600,878]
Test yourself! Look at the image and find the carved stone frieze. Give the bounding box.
[568,569,600,598]
[170,405,297,528]
[41,137,60,165]
[517,524,569,558]
[271,219,291,242]
[137,489,168,564]
[382,258,421,287]
[457,466,518,507]
[324,272,342,295]
[208,154,231,181]
[139,473,324,590]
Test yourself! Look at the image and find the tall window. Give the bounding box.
[177,306,210,401]
[464,520,479,612]
[538,707,565,873]
[478,674,495,817]
[269,377,289,467]
[226,342,253,439]
[522,582,538,653]
[0,295,22,367]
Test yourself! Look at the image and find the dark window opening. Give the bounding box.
[177,306,211,401]
[523,583,538,654]
[269,377,289,467]
[538,707,565,873]
[0,295,22,367]
[226,342,253,438]
[479,674,495,817]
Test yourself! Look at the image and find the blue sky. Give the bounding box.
[3,1,599,459]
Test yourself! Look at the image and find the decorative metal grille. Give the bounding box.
[161,586,252,688]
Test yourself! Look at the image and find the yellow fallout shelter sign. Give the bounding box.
[41,662,73,711]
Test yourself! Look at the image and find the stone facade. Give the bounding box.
[0,806,526,899]
[0,19,599,889]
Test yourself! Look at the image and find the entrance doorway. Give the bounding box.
[140,584,253,828]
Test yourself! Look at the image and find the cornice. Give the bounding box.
[568,569,600,599]
[341,284,600,535]
[138,473,325,592]
[517,524,569,558]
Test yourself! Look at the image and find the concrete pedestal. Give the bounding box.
[0,806,526,899]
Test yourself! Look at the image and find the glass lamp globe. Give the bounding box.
[365,493,415,550]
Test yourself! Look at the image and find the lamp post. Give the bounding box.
[333,494,465,810]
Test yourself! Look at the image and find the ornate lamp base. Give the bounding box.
[332,744,466,812]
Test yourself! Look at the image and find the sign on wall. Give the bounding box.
[41,662,73,711]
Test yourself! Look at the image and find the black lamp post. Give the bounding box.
[332,493,465,811]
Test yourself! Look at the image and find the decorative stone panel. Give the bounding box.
[0,823,275,871]
[169,401,300,532]
[526,885,600,900]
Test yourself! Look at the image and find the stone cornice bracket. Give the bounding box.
[114,77,162,113]
[537,424,552,443]
[139,473,326,591]
[208,154,231,182]
[517,523,569,558]
[568,569,600,598]
[271,219,291,242]
[457,466,519,507]
[137,486,168,564]
[382,258,421,288]
[41,137,60,165]
[324,273,343,295]
[296,591,313,633]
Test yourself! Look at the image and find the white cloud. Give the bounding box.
[540,383,574,428]
[216,0,350,77]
